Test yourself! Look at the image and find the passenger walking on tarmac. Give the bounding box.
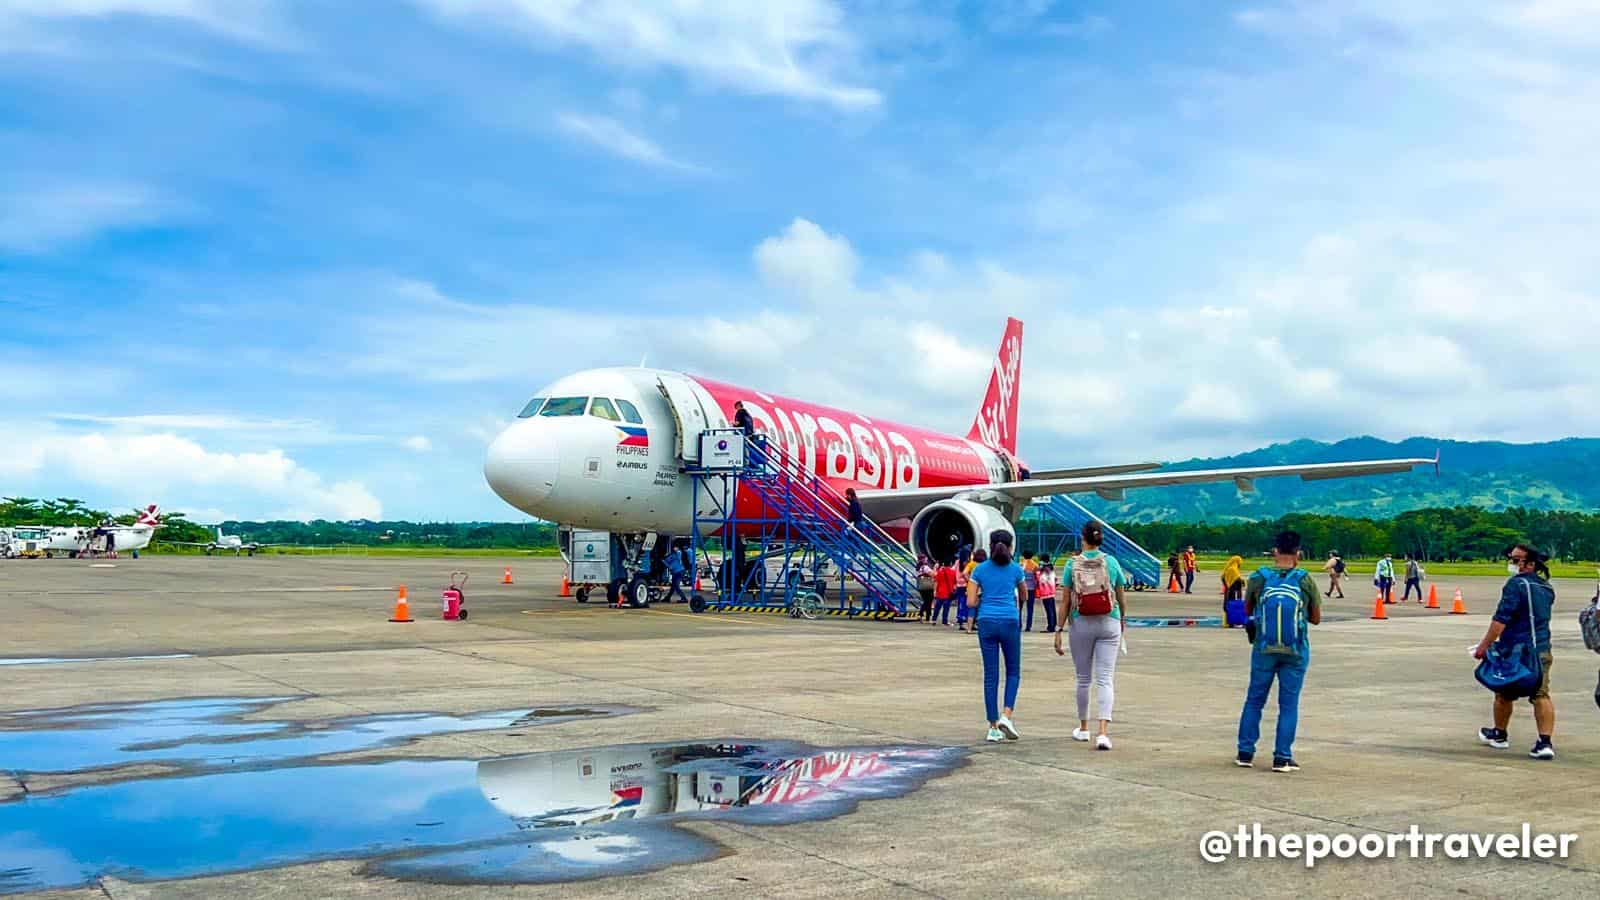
[1323,551,1347,598]
[1221,555,1245,601]
[1475,544,1559,760]
[932,559,958,626]
[1167,551,1183,591]
[917,555,936,622]
[1402,554,1425,603]
[1375,552,1396,603]
[1222,554,1247,629]
[956,549,984,633]
[733,401,754,436]
[664,542,691,603]
[969,537,1026,742]
[1021,551,1040,631]
[1056,522,1127,750]
[1036,556,1059,633]
[1183,546,1198,594]
[1236,530,1321,773]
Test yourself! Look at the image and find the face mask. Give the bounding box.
[1508,563,1520,576]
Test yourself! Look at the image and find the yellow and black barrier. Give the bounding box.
[710,604,902,621]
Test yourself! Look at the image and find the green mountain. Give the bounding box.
[1081,437,1600,523]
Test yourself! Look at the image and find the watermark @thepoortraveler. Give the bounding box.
[1200,824,1579,868]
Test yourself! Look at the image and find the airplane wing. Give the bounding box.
[856,455,1438,523]
[1026,462,1161,480]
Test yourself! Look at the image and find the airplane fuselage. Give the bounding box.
[484,367,1012,536]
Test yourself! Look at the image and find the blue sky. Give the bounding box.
[3,0,1598,522]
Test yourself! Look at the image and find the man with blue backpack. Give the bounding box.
[1236,530,1322,773]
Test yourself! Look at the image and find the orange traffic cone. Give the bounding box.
[559,574,572,597]
[1426,584,1439,609]
[1167,575,1179,593]
[1370,594,1388,620]
[1449,589,1468,615]
[694,573,702,591]
[389,585,414,623]
[502,566,514,585]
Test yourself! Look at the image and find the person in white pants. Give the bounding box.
[1055,520,1128,750]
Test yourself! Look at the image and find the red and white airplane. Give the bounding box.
[485,317,1432,586]
[37,504,164,558]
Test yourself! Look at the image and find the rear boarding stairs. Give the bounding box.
[685,429,920,620]
[1026,495,1163,590]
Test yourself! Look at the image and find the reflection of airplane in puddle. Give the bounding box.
[476,743,904,829]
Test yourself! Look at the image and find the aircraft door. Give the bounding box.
[656,374,719,463]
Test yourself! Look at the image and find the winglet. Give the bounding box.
[1434,448,1441,477]
[967,317,1023,456]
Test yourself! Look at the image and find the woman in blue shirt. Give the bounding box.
[968,536,1027,743]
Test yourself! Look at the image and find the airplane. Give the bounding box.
[484,317,1436,607]
[31,505,164,558]
[476,743,935,829]
[167,526,278,556]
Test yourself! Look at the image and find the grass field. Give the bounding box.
[147,545,564,558]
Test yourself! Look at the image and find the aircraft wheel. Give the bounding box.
[688,594,707,613]
[625,576,651,609]
[575,587,589,604]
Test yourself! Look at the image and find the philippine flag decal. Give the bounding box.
[617,426,649,449]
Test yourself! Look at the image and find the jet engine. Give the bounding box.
[908,498,1015,564]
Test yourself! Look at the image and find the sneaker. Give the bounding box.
[1095,734,1113,751]
[1234,751,1254,768]
[1072,728,1092,742]
[1271,758,1300,773]
[1478,727,1509,750]
[1529,739,1555,761]
[996,716,1020,741]
[985,727,1005,743]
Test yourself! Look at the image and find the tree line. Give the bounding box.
[1115,506,1600,562]
[8,498,1600,561]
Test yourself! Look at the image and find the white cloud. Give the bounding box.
[0,182,170,253]
[345,214,1600,466]
[554,112,699,171]
[414,0,881,109]
[754,218,859,298]
[4,428,382,520]
[0,0,286,46]
[401,435,432,452]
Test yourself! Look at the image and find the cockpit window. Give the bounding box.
[516,397,546,418]
[615,399,643,424]
[539,396,588,417]
[589,397,621,422]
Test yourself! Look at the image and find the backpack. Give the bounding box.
[1072,554,1114,616]
[1580,587,1600,655]
[1254,567,1309,658]
[1333,558,1346,574]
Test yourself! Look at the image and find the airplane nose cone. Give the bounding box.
[484,421,559,512]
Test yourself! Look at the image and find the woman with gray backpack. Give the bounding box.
[1055,521,1128,750]
[1580,569,1600,710]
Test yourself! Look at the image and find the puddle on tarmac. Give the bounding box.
[0,697,636,775]
[0,740,964,893]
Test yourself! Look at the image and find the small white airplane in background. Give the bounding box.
[174,527,280,556]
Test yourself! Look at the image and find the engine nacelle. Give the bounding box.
[909,498,1015,564]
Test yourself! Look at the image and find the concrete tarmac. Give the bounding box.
[1,555,1597,898]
